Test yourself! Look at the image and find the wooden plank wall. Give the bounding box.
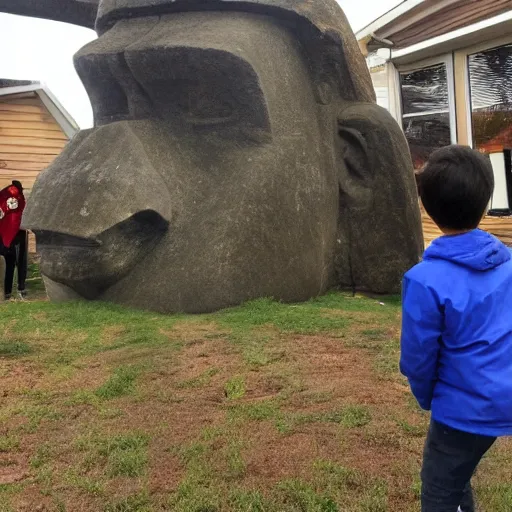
[422,208,512,247]
[0,91,67,192]
[0,91,69,254]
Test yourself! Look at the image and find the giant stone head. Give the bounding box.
[2,0,423,313]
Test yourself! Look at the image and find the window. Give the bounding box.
[399,61,455,170]
[469,44,512,212]
[468,44,512,152]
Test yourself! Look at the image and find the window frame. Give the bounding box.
[462,38,512,215]
[461,35,512,149]
[395,54,458,145]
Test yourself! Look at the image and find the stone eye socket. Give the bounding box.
[170,81,236,126]
[75,45,272,142]
[125,47,272,139]
[75,52,149,126]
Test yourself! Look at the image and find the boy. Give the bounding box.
[400,146,512,512]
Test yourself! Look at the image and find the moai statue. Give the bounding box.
[0,0,423,313]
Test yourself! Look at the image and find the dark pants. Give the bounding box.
[1,230,28,296]
[421,420,496,512]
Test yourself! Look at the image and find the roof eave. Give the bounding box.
[0,82,79,137]
[355,0,425,41]
[390,9,512,63]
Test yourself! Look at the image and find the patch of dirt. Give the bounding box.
[60,361,108,392]
[101,324,127,342]
[241,373,289,402]
[30,313,48,323]
[232,334,424,511]
[168,321,230,345]
[0,460,29,485]
[242,421,340,485]
[0,363,43,395]
[119,336,244,492]
[282,335,406,408]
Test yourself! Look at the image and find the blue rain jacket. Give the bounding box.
[400,229,512,436]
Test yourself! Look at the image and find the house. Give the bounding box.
[0,79,78,254]
[357,0,512,246]
[0,79,78,193]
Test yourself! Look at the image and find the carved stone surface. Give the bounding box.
[1,0,423,313]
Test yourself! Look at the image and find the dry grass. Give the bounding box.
[0,283,511,511]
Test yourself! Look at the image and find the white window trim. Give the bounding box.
[459,36,512,149]
[395,54,457,144]
[402,109,450,119]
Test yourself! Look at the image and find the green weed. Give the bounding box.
[0,300,181,367]
[18,405,62,433]
[475,483,512,512]
[224,440,247,480]
[228,489,268,511]
[65,390,100,407]
[104,492,152,512]
[177,367,219,389]
[0,482,24,512]
[274,479,338,511]
[337,405,372,428]
[359,482,388,511]
[98,433,150,477]
[373,340,400,378]
[64,470,104,496]
[224,376,246,400]
[277,406,372,434]
[95,366,139,400]
[361,329,389,341]
[168,481,221,512]
[0,340,32,357]
[213,297,349,334]
[0,435,19,453]
[75,432,150,478]
[31,443,52,468]
[396,419,427,437]
[228,400,280,421]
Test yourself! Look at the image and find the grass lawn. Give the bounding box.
[1,273,511,511]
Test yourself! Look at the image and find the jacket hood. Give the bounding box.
[424,229,511,271]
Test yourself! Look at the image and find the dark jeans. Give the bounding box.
[1,230,28,296]
[421,420,496,512]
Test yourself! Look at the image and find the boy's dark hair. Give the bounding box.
[418,145,494,231]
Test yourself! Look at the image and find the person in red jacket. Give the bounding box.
[0,180,26,248]
[0,181,28,300]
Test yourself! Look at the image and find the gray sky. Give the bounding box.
[0,0,402,128]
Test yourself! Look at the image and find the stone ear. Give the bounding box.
[337,121,375,209]
[335,103,423,293]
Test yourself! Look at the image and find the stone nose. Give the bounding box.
[22,120,173,239]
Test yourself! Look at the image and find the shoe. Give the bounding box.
[458,507,463,512]
[17,290,27,301]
